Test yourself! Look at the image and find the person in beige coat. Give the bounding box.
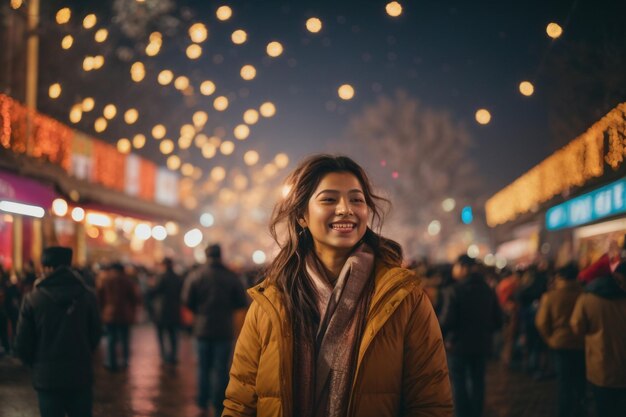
[535,263,585,417]
[570,262,626,417]
[222,155,453,417]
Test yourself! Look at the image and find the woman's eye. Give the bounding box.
[352,198,365,203]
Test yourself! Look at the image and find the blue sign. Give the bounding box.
[546,178,626,230]
[461,206,473,224]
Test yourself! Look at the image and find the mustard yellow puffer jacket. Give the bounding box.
[222,263,453,417]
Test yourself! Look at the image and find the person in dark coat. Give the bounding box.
[14,247,101,417]
[439,255,502,417]
[182,243,248,416]
[97,262,140,371]
[148,257,183,364]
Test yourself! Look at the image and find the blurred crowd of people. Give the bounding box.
[415,244,626,417]
[2,241,625,417]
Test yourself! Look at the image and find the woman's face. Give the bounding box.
[302,172,369,258]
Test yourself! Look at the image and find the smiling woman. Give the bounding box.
[223,154,453,417]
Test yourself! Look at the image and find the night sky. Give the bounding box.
[31,0,626,198]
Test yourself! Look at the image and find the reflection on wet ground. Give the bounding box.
[1,324,568,417]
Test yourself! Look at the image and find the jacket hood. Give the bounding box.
[36,266,87,306]
[585,275,626,299]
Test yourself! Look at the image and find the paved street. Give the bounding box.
[1,324,568,417]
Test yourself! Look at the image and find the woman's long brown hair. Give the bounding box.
[265,154,403,330]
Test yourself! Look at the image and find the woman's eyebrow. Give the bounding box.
[315,188,364,197]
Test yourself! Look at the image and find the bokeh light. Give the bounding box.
[475,109,491,125]
[83,14,97,30]
[306,17,322,33]
[152,124,166,139]
[193,111,208,127]
[82,97,95,112]
[167,155,181,170]
[69,105,82,123]
[188,23,208,43]
[231,29,247,45]
[174,76,190,90]
[211,166,226,182]
[125,108,139,124]
[234,124,250,140]
[159,139,174,155]
[240,65,257,81]
[61,35,74,49]
[48,83,62,99]
[259,102,276,117]
[94,28,108,43]
[213,96,229,111]
[56,8,71,24]
[338,84,355,100]
[132,134,146,149]
[202,143,217,159]
[117,138,131,154]
[158,70,174,85]
[103,104,117,119]
[94,117,107,133]
[243,109,259,125]
[186,44,202,59]
[274,153,289,168]
[386,1,403,17]
[220,140,235,155]
[519,81,534,96]
[546,22,563,39]
[184,228,203,248]
[131,62,146,82]
[266,41,284,57]
[244,150,259,166]
[216,5,233,21]
[52,198,69,217]
[200,80,216,95]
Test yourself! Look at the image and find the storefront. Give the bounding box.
[0,170,56,270]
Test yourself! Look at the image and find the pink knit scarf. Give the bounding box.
[293,243,374,417]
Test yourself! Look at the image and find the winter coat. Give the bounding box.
[182,260,248,340]
[439,273,502,355]
[222,263,453,417]
[14,266,101,390]
[570,276,626,388]
[97,269,140,325]
[535,279,583,350]
[148,270,183,327]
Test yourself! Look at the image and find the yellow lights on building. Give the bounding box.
[158,70,174,85]
[216,5,232,21]
[181,163,195,177]
[486,103,626,228]
[150,31,162,42]
[200,80,216,96]
[152,124,167,139]
[306,17,322,33]
[52,198,69,216]
[259,101,276,117]
[11,0,23,10]
[211,166,226,182]
[174,76,190,91]
[61,35,74,49]
[546,22,563,39]
[94,117,107,133]
[519,81,534,97]
[231,29,247,45]
[94,28,108,43]
[71,207,85,222]
[103,104,117,119]
[189,23,208,43]
[146,41,162,57]
[124,108,139,124]
[56,8,71,24]
[132,134,146,149]
[202,143,217,159]
[243,109,259,125]
[48,83,62,99]
[93,55,104,70]
[475,109,491,125]
[186,44,203,59]
[130,62,146,82]
[240,65,257,81]
[213,96,229,111]
[266,41,284,57]
[83,14,97,30]
[167,155,181,170]
[244,150,259,166]
[220,140,235,155]
[338,84,355,100]
[117,138,131,154]
[385,1,403,17]
[234,124,250,140]
[159,139,175,155]
[69,105,82,123]
[82,97,95,112]
[274,153,289,168]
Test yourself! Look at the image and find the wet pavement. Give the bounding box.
[1,324,571,417]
